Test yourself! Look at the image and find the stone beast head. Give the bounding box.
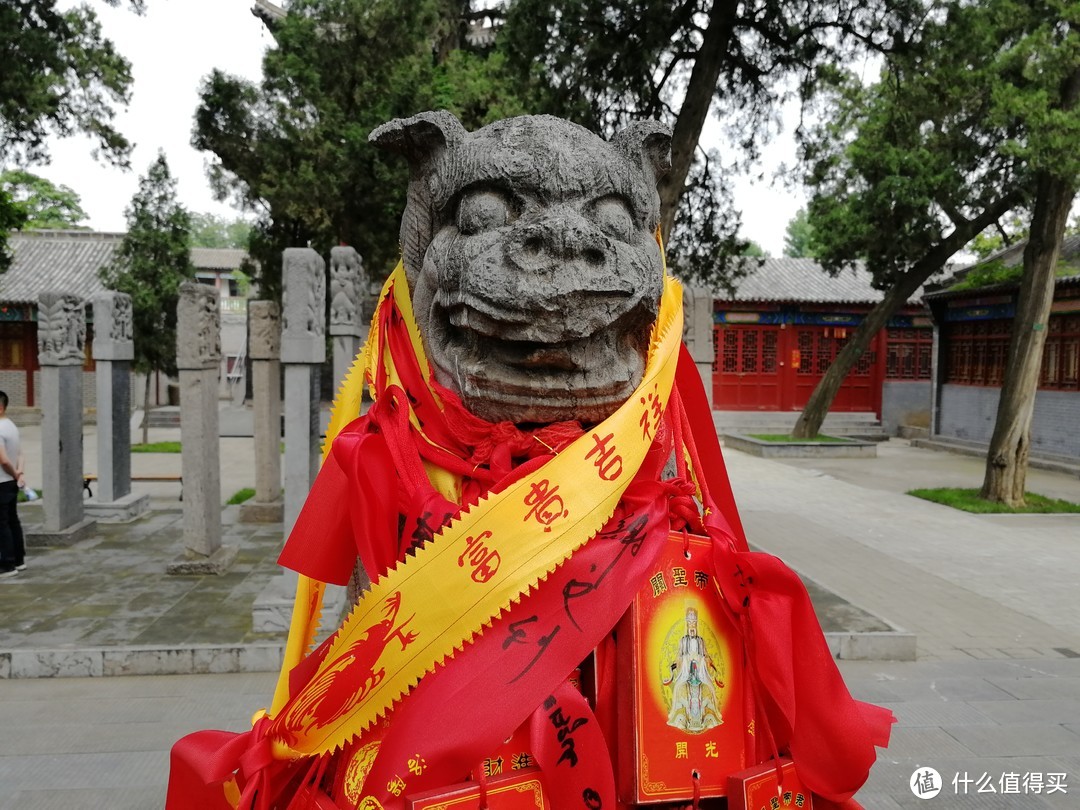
[370,111,671,425]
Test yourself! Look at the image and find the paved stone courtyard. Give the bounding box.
[0,423,1078,808]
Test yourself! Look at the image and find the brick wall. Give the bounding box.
[938,384,1080,460]
[882,381,931,434]
[0,371,30,407]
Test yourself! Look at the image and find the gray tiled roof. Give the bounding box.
[926,233,1080,299]
[1,231,249,305]
[1,230,118,304]
[716,257,887,304]
[191,247,247,271]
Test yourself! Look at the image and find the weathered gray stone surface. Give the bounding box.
[36,292,86,366]
[254,250,328,628]
[370,111,671,424]
[280,248,325,365]
[88,292,147,520]
[329,246,365,388]
[241,301,283,524]
[176,283,221,371]
[175,283,224,563]
[329,246,364,336]
[28,293,95,542]
[683,285,714,406]
[90,291,134,362]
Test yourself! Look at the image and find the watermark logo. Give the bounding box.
[910,767,943,799]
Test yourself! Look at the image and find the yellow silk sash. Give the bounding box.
[265,258,683,760]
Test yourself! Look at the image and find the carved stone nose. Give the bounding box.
[511,210,607,272]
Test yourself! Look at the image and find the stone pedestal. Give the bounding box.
[240,301,283,524]
[85,292,148,523]
[26,292,96,547]
[253,248,326,630]
[168,282,232,574]
[329,246,365,390]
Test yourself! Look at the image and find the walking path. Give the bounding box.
[1,418,1078,808]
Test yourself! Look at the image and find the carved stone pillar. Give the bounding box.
[254,248,343,631]
[683,286,715,407]
[86,292,149,521]
[26,292,97,546]
[239,300,284,523]
[280,248,326,537]
[329,246,366,391]
[167,282,236,574]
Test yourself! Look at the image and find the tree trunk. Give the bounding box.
[791,192,1022,439]
[980,175,1075,505]
[658,0,739,242]
[142,372,151,446]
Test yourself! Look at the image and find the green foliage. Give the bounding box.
[782,208,817,258]
[189,212,252,249]
[968,215,1028,259]
[0,0,141,270]
[949,261,1020,291]
[99,153,195,379]
[0,188,27,272]
[801,0,1080,286]
[498,0,920,287]
[742,241,767,258]
[132,441,182,453]
[227,487,256,505]
[193,0,529,300]
[908,488,1080,514]
[0,170,88,229]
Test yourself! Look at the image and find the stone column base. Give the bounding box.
[252,575,348,633]
[25,518,97,548]
[238,499,285,524]
[84,492,151,523]
[166,544,239,576]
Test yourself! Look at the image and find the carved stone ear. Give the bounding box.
[611,120,672,183]
[369,110,466,172]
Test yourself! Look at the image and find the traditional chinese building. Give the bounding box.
[709,258,933,430]
[923,236,1080,461]
[0,230,253,410]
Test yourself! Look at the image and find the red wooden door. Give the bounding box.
[712,325,783,409]
[789,327,877,412]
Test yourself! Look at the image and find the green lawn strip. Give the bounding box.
[908,487,1080,514]
[227,488,256,505]
[132,441,182,453]
[748,433,853,443]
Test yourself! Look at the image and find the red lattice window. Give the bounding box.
[1040,313,1080,391]
[944,319,1012,386]
[762,331,778,373]
[885,327,932,380]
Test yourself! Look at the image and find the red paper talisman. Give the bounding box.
[727,758,814,810]
[404,768,550,809]
[617,532,748,803]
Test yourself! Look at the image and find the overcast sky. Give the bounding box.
[33,0,806,256]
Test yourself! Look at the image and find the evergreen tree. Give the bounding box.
[0,170,89,229]
[193,0,527,301]
[0,0,141,268]
[100,152,194,441]
[788,0,1077,444]
[498,0,922,286]
[782,208,816,258]
[189,212,252,249]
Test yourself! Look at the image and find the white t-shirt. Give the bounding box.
[0,416,20,484]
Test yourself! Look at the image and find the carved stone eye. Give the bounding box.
[590,196,634,242]
[457,189,512,234]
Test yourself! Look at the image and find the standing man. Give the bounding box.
[0,391,26,578]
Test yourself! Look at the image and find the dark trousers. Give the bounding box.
[0,480,24,567]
